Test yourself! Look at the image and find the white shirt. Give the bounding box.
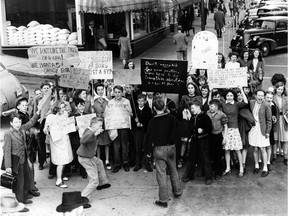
[225,62,240,69]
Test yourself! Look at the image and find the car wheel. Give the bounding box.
[261,42,270,57]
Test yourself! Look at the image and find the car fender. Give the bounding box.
[257,38,277,50]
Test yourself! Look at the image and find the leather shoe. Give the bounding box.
[82,174,88,179]
[27,194,33,200]
[222,170,231,176]
[205,179,212,185]
[29,190,40,197]
[267,164,272,171]
[23,200,33,204]
[146,166,153,172]
[133,166,141,172]
[261,171,269,177]
[38,165,44,170]
[97,183,111,190]
[253,168,259,174]
[124,164,130,172]
[112,166,121,173]
[284,159,287,166]
[19,207,29,212]
[237,172,244,178]
[154,200,168,208]
[48,174,54,179]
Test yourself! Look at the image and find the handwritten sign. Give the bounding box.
[75,113,97,137]
[27,45,79,74]
[78,51,113,79]
[207,67,248,88]
[104,103,131,130]
[113,69,141,85]
[140,59,187,93]
[60,68,90,89]
[63,117,77,134]
[191,31,218,69]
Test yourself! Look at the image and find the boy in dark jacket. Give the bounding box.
[133,94,153,172]
[77,117,111,198]
[183,100,213,185]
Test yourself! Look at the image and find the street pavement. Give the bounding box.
[0,13,287,216]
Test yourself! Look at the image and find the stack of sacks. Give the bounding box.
[41,24,53,45]
[27,21,40,45]
[6,26,17,45]
[68,32,78,45]
[57,29,70,44]
[49,27,60,45]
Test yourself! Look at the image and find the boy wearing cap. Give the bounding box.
[173,25,188,60]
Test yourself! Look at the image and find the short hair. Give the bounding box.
[209,99,221,108]
[75,98,85,107]
[137,93,146,100]
[95,83,105,91]
[256,89,265,96]
[271,73,286,86]
[153,99,165,111]
[74,89,86,99]
[229,52,239,58]
[240,49,250,60]
[191,100,202,108]
[212,90,221,97]
[275,83,287,96]
[34,88,41,93]
[265,91,274,96]
[40,81,51,89]
[224,89,237,101]
[121,29,128,37]
[58,88,64,93]
[16,97,28,108]
[10,112,21,123]
[113,85,123,92]
[89,117,103,126]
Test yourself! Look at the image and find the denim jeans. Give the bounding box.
[78,156,108,198]
[154,145,182,203]
[113,129,129,167]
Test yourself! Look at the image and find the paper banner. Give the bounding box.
[113,69,141,85]
[75,113,97,137]
[60,67,90,89]
[63,117,77,134]
[104,103,131,130]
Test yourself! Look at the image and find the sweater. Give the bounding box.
[77,128,98,158]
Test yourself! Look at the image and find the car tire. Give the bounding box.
[261,42,270,57]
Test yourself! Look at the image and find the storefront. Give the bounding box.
[0,0,196,56]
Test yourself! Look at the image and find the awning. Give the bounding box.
[76,0,158,14]
[174,0,201,9]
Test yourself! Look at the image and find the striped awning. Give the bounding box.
[76,0,158,14]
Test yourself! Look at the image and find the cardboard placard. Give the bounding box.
[113,69,141,85]
[104,103,131,130]
[75,113,97,137]
[63,117,77,134]
[191,31,218,69]
[60,67,90,89]
[78,51,113,79]
[27,45,79,74]
[140,58,187,93]
[207,67,248,88]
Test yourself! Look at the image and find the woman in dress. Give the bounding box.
[93,83,111,170]
[247,49,265,93]
[273,83,288,165]
[238,49,250,68]
[249,90,272,176]
[118,29,132,67]
[44,102,73,188]
[217,52,226,69]
[222,88,248,178]
[177,82,202,168]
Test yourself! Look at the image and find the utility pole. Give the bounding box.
[201,0,205,31]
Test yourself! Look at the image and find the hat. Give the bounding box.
[56,191,90,213]
[15,97,28,107]
[177,25,182,30]
[1,193,25,213]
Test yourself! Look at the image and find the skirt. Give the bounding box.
[249,122,270,148]
[274,115,288,142]
[223,128,243,151]
[98,130,111,146]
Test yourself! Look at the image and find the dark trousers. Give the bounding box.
[154,145,181,203]
[37,120,46,166]
[216,29,222,38]
[113,129,129,167]
[128,130,135,166]
[184,136,212,180]
[13,159,30,202]
[133,129,151,168]
[70,140,86,176]
[209,133,224,176]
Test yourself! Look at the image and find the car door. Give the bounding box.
[275,21,288,47]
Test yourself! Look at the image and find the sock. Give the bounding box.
[263,166,268,172]
[255,163,259,169]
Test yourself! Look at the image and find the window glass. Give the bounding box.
[149,11,163,31]
[107,12,125,39]
[133,11,148,39]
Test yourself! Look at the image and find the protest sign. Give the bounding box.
[78,51,113,79]
[104,103,131,130]
[27,45,79,75]
[191,31,218,69]
[60,67,90,89]
[113,69,141,85]
[140,59,187,93]
[207,67,248,88]
[63,117,77,134]
[75,113,97,137]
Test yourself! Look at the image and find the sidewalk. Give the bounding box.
[0,13,235,78]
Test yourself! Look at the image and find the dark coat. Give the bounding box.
[132,104,153,132]
[214,10,225,30]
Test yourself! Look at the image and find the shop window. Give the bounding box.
[133,11,148,39]
[107,12,125,39]
[149,11,163,32]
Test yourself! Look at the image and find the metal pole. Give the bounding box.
[201,0,205,31]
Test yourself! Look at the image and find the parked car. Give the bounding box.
[262,10,288,16]
[230,16,288,56]
[259,0,288,7]
[0,62,29,116]
[257,5,282,17]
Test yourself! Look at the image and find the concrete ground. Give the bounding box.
[1,13,287,216]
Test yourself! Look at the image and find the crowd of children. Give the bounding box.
[3,53,288,211]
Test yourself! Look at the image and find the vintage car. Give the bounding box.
[0,62,29,116]
[262,10,288,17]
[230,16,288,56]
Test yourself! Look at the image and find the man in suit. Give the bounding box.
[85,20,97,50]
[214,7,226,38]
[173,25,188,60]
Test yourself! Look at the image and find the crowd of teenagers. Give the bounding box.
[3,50,288,212]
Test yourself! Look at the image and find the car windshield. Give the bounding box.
[261,21,275,29]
